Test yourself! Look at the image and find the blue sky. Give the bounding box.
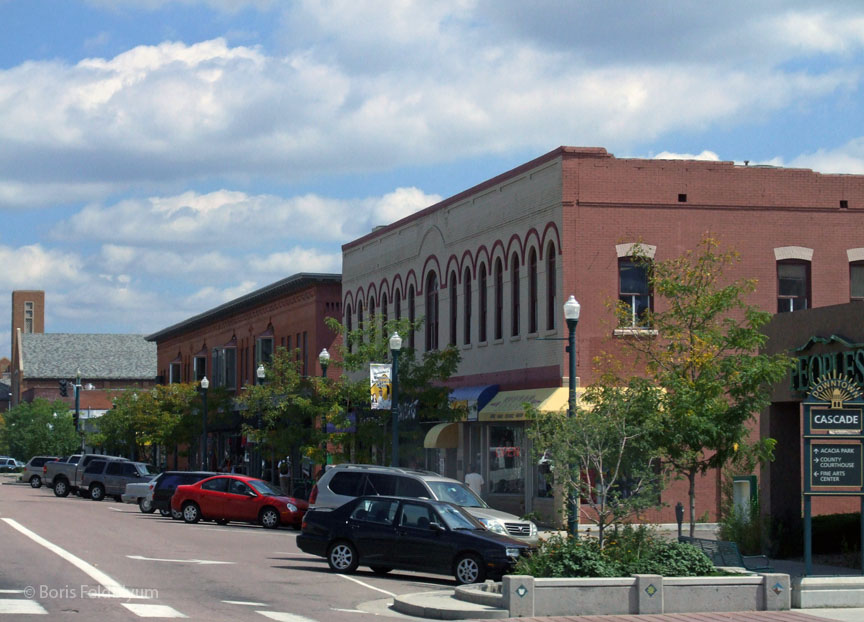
[1,0,863,359]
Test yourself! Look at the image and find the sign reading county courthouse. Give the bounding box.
[810,444,863,487]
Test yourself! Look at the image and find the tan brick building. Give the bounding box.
[341,146,864,525]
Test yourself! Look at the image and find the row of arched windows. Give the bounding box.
[345,241,559,352]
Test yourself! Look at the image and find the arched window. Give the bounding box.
[369,296,376,323]
[381,292,388,333]
[346,303,353,353]
[395,288,402,321]
[449,271,458,346]
[425,272,439,351]
[463,267,472,345]
[479,265,488,342]
[357,299,364,343]
[408,285,416,349]
[511,254,520,337]
[546,243,556,330]
[777,260,810,312]
[529,248,538,333]
[494,259,503,340]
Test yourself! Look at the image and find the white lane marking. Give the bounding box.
[332,608,366,613]
[0,589,25,594]
[121,603,188,618]
[255,612,318,622]
[336,573,397,598]
[0,599,48,614]
[1,518,143,599]
[108,507,124,512]
[222,600,268,606]
[127,555,234,565]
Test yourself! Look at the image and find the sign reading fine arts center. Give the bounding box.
[802,370,864,575]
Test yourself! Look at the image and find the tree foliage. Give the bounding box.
[0,398,80,459]
[614,236,793,535]
[528,376,663,546]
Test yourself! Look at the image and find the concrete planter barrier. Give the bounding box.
[501,572,791,617]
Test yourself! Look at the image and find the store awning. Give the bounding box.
[478,387,586,421]
[448,384,499,421]
[424,422,460,449]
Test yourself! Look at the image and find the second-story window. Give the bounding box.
[851,262,864,301]
[212,347,237,390]
[255,335,273,383]
[169,360,181,384]
[408,284,416,349]
[479,264,488,342]
[777,260,810,312]
[449,271,458,346]
[511,254,520,337]
[546,243,556,330]
[529,249,538,333]
[463,267,472,344]
[494,259,503,340]
[193,355,207,382]
[425,272,439,351]
[619,257,653,328]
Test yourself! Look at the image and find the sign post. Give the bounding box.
[802,371,864,576]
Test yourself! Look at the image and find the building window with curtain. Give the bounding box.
[449,271,458,346]
[479,265,488,342]
[777,260,810,312]
[546,244,556,330]
[852,262,864,301]
[619,257,653,328]
[425,272,439,351]
[511,254,520,337]
[494,259,503,340]
[529,249,538,333]
[488,424,524,495]
[463,267,472,344]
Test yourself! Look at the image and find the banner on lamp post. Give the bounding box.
[370,363,393,410]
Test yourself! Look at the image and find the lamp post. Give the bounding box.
[74,369,83,449]
[200,376,209,471]
[563,295,581,537]
[255,364,266,478]
[389,332,402,467]
[319,349,331,467]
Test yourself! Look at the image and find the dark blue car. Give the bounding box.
[297,495,529,584]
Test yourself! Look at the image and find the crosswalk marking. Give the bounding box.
[255,612,318,622]
[222,600,267,606]
[121,603,188,618]
[0,599,47,615]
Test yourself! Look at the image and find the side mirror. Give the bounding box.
[429,522,444,532]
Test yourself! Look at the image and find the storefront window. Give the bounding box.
[488,424,524,494]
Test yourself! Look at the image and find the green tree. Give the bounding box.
[615,237,793,536]
[1,399,80,459]
[528,376,663,547]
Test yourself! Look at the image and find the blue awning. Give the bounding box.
[448,385,499,421]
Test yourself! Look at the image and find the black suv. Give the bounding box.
[151,471,217,518]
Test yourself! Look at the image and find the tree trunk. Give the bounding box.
[688,469,697,537]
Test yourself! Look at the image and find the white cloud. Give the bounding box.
[0,245,82,288]
[653,150,721,162]
[248,248,341,274]
[787,138,864,174]
[84,0,276,12]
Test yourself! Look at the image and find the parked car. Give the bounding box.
[151,471,218,518]
[298,495,529,584]
[80,460,155,502]
[18,456,59,488]
[46,454,128,498]
[171,474,308,529]
[310,464,539,546]
[0,457,21,472]
[121,475,160,512]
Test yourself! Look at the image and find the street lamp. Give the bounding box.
[319,348,330,378]
[389,332,402,467]
[563,295,581,538]
[200,376,209,471]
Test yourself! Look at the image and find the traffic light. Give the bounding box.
[59,379,68,397]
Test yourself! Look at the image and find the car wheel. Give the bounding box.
[260,507,280,529]
[159,508,171,517]
[327,541,359,573]
[29,475,42,489]
[182,502,201,524]
[90,484,105,501]
[53,479,70,497]
[139,499,155,513]
[370,566,392,575]
[171,508,183,520]
[215,518,229,525]
[454,553,486,585]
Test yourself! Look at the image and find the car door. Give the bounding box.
[395,502,453,573]
[115,462,142,495]
[222,478,259,521]
[103,461,124,493]
[197,477,230,517]
[346,498,399,565]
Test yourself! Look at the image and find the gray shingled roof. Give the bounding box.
[20,333,157,380]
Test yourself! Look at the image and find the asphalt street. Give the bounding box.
[0,475,447,621]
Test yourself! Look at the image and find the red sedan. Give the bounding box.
[171,474,308,529]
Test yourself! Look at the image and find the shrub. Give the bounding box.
[513,534,621,578]
[718,499,763,555]
[629,541,715,576]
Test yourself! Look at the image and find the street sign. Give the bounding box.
[809,406,864,432]
[810,443,863,488]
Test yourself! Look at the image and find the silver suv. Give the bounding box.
[310,464,538,546]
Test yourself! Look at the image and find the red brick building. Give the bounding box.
[145,273,342,471]
[341,146,864,525]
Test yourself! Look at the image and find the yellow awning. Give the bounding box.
[478,387,585,421]
[424,422,460,449]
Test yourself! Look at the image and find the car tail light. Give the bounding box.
[308,484,318,505]
[301,521,307,530]
[43,465,47,474]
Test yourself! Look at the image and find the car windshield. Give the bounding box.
[136,464,156,475]
[426,481,488,508]
[435,503,484,530]
[248,479,283,496]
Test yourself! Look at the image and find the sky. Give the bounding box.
[1,0,863,359]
